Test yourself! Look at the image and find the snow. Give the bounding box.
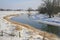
[31,14,48,20]
[32,14,60,27]
[0,11,48,40]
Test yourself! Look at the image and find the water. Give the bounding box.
[11,14,60,37]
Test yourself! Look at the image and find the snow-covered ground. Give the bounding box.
[30,13,60,27]
[0,11,49,40]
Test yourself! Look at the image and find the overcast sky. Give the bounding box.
[0,0,43,9]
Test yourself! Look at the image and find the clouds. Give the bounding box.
[0,0,43,9]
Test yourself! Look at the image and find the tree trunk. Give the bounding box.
[48,14,52,18]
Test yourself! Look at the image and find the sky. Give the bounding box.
[0,0,43,9]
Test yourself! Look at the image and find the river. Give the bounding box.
[11,12,60,37]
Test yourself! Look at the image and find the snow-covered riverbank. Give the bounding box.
[31,14,60,26]
[0,11,45,40]
[0,11,59,40]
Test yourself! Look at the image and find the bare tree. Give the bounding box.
[38,0,60,18]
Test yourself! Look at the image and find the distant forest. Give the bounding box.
[0,9,23,11]
[0,8,38,11]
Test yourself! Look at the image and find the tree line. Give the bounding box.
[0,9,23,11]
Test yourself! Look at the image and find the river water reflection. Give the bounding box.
[11,14,60,37]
